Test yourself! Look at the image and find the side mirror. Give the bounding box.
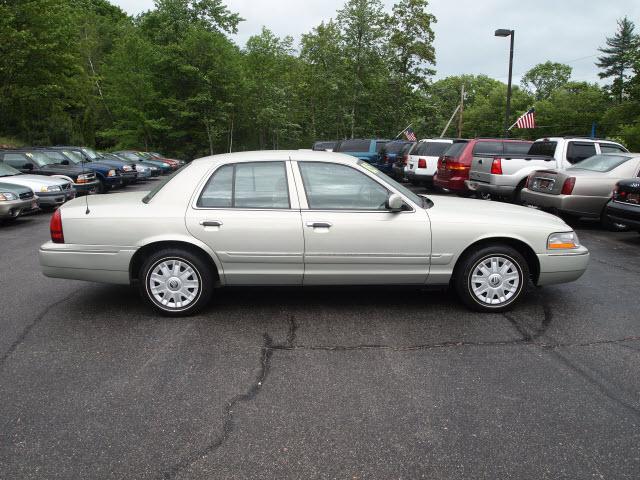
[386,193,404,212]
[61,159,69,165]
[23,163,34,171]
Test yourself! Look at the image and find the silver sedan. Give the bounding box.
[39,151,589,316]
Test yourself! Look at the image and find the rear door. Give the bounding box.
[186,160,304,285]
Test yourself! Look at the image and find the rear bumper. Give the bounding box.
[0,198,35,218]
[434,174,468,192]
[536,246,590,286]
[466,180,516,196]
[606,200,640,228]
[406,170,434,183]
[521,189,606,218]
[39,241,136,285]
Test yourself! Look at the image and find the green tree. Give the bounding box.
[596,17,638,102]
[520,61,572,101]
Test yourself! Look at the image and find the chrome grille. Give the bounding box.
[19,191,34,200]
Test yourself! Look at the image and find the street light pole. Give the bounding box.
[495,29,514,138]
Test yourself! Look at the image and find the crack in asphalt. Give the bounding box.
[0,289,81,369]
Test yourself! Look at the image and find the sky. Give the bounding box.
[111,0,640,86]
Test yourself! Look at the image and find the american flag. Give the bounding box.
[514,108,536,129]
[404,127,417,141]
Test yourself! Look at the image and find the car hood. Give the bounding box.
[426,195,567,228]
[0,181,32,195]
[0,174,68,188]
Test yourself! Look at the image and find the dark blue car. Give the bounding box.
[334,139,390,164]
[52,146,139,186]
[374,140,414,175]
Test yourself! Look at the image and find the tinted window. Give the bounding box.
[567,154,632,173]
[312,141,337,151]
[528,141,557,157]
[198,162,289,209]
[382,142,408,154]
[299,162,389,210]
[566,142,597,164]
[375,141,388,152]
[599,143,627,154]
[337,140,371,152]
[443,141,469,157]
[504,142,532,155]
[472,141,503,155]
[416,141,452,156]
[2,153,29,168]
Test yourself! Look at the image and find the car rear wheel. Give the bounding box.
[454,245,529,312]
[139,248,213,316]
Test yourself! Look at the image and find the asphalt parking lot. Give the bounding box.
[1,182,639,479]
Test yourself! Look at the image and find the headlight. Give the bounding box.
[76,173,91,184]
[123,165,132,172]
[107,169,117,177]
[0,192,18,201]
[548,231,580,250]
[40,185,61,192]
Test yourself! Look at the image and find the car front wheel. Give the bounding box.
[454,245,529,312]
[139,248,213,316]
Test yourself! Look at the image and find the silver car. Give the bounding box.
[521,153,640,229]
[39,151,589,316]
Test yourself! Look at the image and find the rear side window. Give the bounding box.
[416,142,452,156]
[504,142,532,155]
[472,141,503,155]
[2,153,29,168]
[599,143,627,154]
[443,141,468,158]
[375,141,388,152]
[197,161,290,209]
[337,140,371,152]
[566,142,597,164]
[528,141,557,157]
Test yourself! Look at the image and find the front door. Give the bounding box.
[186,160,304,285]
[293,161,431,285]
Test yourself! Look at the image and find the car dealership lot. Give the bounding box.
[1,183,639,479]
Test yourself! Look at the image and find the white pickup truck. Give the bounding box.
[466,137,628,201]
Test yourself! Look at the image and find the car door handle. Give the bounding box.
[306,221,332,228]
[200,220,223,227]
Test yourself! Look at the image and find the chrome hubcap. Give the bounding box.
[148,259,200,310]
[470,256,520,305]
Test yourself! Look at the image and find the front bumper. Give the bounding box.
[37,189,75,207]
[121,172,138,184]
[39,241,136,285]
[74,180,99,195]
[606,200,640,229]
[521,189,607,219]
[0,198,37,218]
[536,246,590,286]
[104,176,125,188]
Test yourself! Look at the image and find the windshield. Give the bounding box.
[62,150,85,164]
[142,164,189,203]
[23,151,61,166]
[357,160,425,208]
[81,147,100,160]
[0,163,20,176]
[41,150,70,163]
[567,154,632,173]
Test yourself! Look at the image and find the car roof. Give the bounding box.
[192,150,361,167]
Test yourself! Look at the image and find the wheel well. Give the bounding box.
[452,237,540,284]
[129,241,220,283]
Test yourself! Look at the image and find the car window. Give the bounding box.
[504,142,532,155]
[567,154,632,173]
[443,141,468,157]
[472,141,503,155]
[336,140,371,152]
[0,162,21,176]
[299,162,389,210]
[416,142,451,156]
[375,141,388,152]
[599,143,627,154]
[2,153,29,168]
[197,161,289,209]
[566,142,597,164]
[528,141,557,157]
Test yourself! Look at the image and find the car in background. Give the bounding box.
[107,153,161,177]
[468,137,626,202]
[35,148,122,194]
[0,181,37,221]
[50,146,138,186]
[334,139,389,164]
[312,141,338,152]
[374,140,414,175]
[435,138,533,196]
[99,153,153,180]
[147,152,186,167]
[606,178,640,232]
[391,142,417,181]
[406,139,455,187]
[137,152,182,170]
[115,151,174,174]
[521,153,640,230]
[0,150,91,204]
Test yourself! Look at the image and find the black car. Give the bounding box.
[606,178,640,232]
[391,142,417,181]
[0,149,100,195]
[312,141,338,151]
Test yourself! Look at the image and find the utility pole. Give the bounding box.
[495,28,515,138]
[457,84,465,138]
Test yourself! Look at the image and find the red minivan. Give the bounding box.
[434,138,532,195]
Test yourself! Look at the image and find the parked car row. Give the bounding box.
[0,146,183,222]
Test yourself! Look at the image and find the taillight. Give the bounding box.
[403,155,409,165]
[383,155,389,164]
[447,162,468,171]
[561,177,576,195]
[490,158,503,175]
[50,209,64,243]
[418,158,427,169]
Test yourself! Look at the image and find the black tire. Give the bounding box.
[454,244,529,313]
[96,179,106,194]
[511,180,527,205]
[138,248,214,316]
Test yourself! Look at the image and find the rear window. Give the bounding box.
[504,142,532,155]
[568,154,631,172]
[416,141,452,157]
[382,142,408,154]
[528,141,557,157]
[337,140,371,152]
[566,142,597,164]
[599,143,627,154]
[443,141,468,158]
[472,141,503,156]
[375,141,388,152]
[312,141,337,151]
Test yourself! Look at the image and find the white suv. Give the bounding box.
[406,139,454,186]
